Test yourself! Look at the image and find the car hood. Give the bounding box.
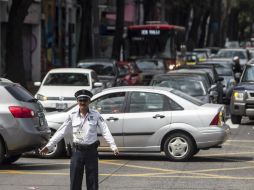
[234,82,254,91]
[36,86,91,97]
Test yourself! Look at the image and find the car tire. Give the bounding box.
[40,130,66,159]
[193,148,200,156]
[3,154,21,164]
[0,141,5,164]
[164,133,195,161]
[231,114,242,124]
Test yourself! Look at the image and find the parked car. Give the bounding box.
[201,59,235,103]
[150,73,216,103]
[43,86,230,161]
[0,79,50,164]
[77,58,125,87]
[135,58,167,85]
[116,61,143,85]
[230,59,254,124]
[34,68,103,112]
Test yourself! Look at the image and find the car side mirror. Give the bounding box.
[208,84,217,93]
[209,90,218,103]
[34,81,41,87]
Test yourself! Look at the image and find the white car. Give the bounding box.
[34,68,103,111]
[44,86,230,161]
[215,48,249,66]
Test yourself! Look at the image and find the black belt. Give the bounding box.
[73,140,100,151]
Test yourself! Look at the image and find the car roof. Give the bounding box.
[47,68,94,74]
[152,73,204,79]
[100,86,174,93]
[218,48,246,52]
[0,77,13,83]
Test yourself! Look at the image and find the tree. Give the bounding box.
[77,0,93,61]
[111,0,125,60]
[5,0,33,88]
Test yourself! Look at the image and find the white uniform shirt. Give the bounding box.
[46,108,117,151]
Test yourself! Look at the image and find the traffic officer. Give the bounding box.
[39,89,119,190]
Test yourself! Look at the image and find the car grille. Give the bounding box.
[246,103,254,109]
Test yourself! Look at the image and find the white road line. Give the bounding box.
[225,119,239,129]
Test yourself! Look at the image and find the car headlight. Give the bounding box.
[233,91,244,101]
[37,94,47,101]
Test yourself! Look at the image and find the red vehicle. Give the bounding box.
[125,22,185,70]
[116,61,142,86]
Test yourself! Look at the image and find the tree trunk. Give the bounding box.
[111,0,125,60]
[77,0,93,61]
[143,0,157,22]
[5,0,33,88]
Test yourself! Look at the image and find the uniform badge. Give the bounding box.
[89,116,94,121]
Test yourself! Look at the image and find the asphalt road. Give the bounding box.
[1,117,254,190]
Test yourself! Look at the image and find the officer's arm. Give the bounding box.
[98,116,117,151]
[45,115,72,151]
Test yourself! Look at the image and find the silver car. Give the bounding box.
[45,86,230,161]
[0,79,51,164]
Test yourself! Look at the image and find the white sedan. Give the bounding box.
[44,86,230,161]
[34,68,103,111]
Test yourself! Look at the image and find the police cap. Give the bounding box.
[74,89,93,100]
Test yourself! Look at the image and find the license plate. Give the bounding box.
[56,103,68,110]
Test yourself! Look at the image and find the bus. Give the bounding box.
[125,22,185,70]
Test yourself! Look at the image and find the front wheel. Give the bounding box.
[164,133,195,161]
[3,154,21,164]
[0,142,5,164]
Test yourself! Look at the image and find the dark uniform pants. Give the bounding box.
[70,146,98,190]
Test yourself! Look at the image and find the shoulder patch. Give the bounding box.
[99,116,104,122]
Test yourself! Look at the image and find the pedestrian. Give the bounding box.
[233,56,242,74]
[39,89,119,190]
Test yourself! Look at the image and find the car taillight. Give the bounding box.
[210,112,222,126]
[9,106,35,118]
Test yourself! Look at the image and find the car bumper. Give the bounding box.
[196,124,230,149]
[6,128,51,155]
[230,101,254,116]
[39,100,76,111]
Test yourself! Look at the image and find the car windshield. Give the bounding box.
[44,73,90,86]
[154,79,207,96]
[171,89,204,106]
[136,60,164,71]
[242,66,254,82]
[79,62,115,76]
[216,50,247,59]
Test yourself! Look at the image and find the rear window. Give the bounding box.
[171,89,204,106]
[5,85,34,102]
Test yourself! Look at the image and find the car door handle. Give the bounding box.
[153,114,165,119]
[106,117,119,121]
